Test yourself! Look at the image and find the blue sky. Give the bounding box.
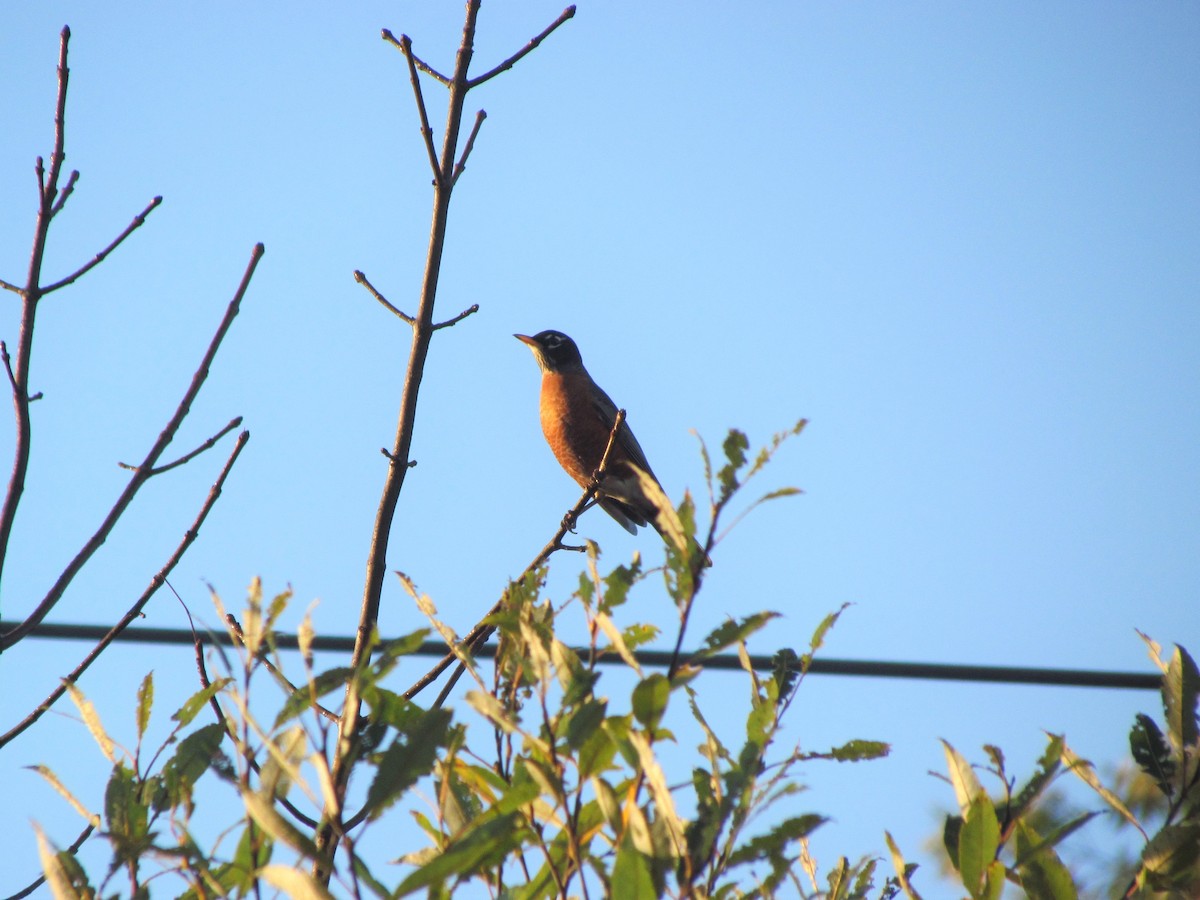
[2,2,1197,894]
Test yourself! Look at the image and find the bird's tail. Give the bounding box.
[631,467,714,568]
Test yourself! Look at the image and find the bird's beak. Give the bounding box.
[513,333,537,347]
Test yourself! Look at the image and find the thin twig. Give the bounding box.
[432,303,479,331]
[0,244,264,654]
[48,169,79,216]
[6,821,96,900]
[353,270,414,324]
[450,110,487,187]
[394,33,442,182]
[41,196,163,294]
[185,596,321,831]
[381,29,450,85]
[0,277,21,295]
[0,342,18,395]
[0,430,249,748]
[118,416,242,475]
[467,6,577,89]
[223,613,339,725]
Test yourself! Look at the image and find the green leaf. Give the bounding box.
[1163,644,1199,754]
[958,794,1000,899]
[717,429,750,502]
[244,789,321,859]
[273,666,352,729]
[1011,733,1063,820]
[693,613,779,662]
[1013,819,1078,900]
[105,763,150,857]
[632,674,670,731]
[1142,822,1200,881]
[173,678,232,727]
[160,723,226,812]
[808,604,848,655]
[135,672,153,740]
[612,833,657,899]
[725,814,826,867]
[825,739,890,762]
[363,708,452,821]
[396,812,526,896]
[1130,713,1176,797]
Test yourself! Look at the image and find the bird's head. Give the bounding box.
[514,330,584,374]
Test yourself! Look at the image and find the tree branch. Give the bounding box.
[432,303,479,331]
[391,32,441,182]
[450,110,487,187]
[354,270,413,325]
[467,6,576,89]
[381,29,450,85]
[0,244,263,653]
[405,411,626,703]
[40,195,163,294]
[118,416,242,476]
[0,27,74,602]
[0,428,249,747]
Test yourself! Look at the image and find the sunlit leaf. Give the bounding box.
[28,765,99,826]
[941,740,984,816]
[173,678,232,727]
[135,672,153,741]
[613,832,657,899]
[260,865,336,900]
[1163,644,1199,754]
[64,682,116,764]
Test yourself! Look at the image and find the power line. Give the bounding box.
[17,621,1160,691]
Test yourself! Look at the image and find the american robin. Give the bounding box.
[515,330,711,566]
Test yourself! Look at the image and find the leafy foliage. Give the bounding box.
[890,640,1200,899]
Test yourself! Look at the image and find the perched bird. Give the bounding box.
[515,330,711,566]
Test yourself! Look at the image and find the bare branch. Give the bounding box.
[381,28,449,85]
[467,6,576,89]
[0,244,263,653]
[0,429,249,747]
[432,303,479,331]
[118,415,242,475]
[0,278,21,295]
[353,269,414,324]
[41,195,163,294]
[450,110,487,187]
[43,26,72,207]
[388,31,442,181]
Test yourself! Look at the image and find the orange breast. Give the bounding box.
[539,372,613,488]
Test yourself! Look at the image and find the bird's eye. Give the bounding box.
[544,334,562,348]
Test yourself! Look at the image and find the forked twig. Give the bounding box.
[41,195,163,294]
[468,6,577,89]
[0,244,264,653]
[119,416,242,475]
[0,429,249,748]
[381,29,449,85]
